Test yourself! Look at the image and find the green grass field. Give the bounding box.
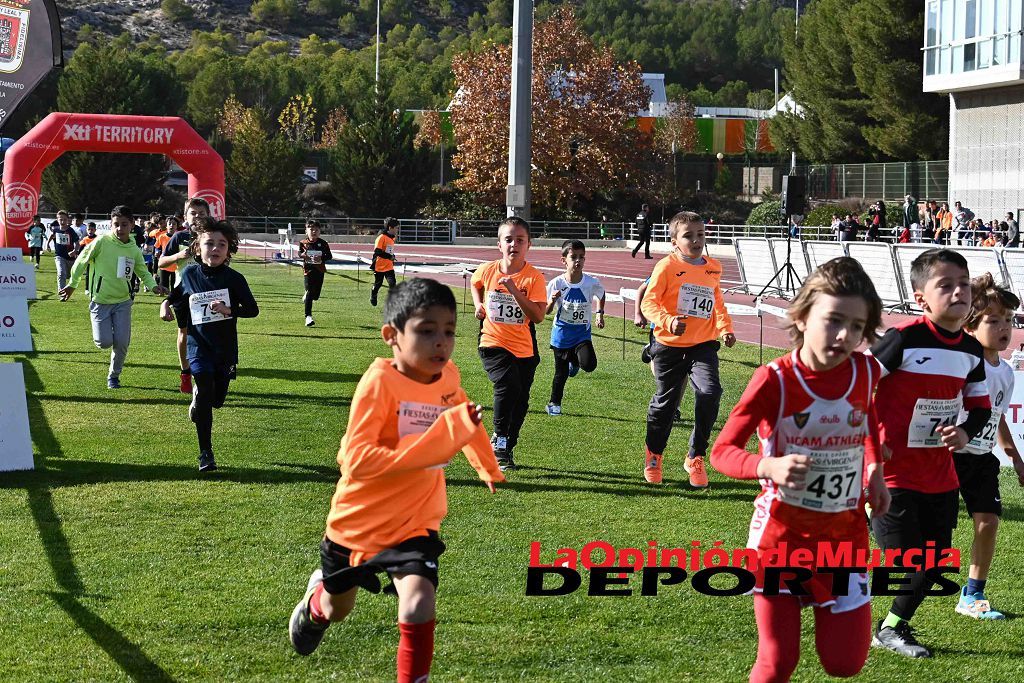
[3,257,1023,682]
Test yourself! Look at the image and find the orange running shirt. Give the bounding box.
[155,233,177,272]
[325,358,504,563]
[373,232,395,272]
[471,259,546,359]
[640,252,733,347]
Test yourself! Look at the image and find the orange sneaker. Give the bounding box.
[643,447,663,484]
[685,455,709,488]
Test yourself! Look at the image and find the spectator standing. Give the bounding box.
[936,202,953,244]
[1005,212,1019,248]
[839,214,858,242]
[921,200,937,242]
[954,201,975,245]
[631,204,653,259]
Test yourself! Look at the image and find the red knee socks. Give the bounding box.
[397,619,435,683]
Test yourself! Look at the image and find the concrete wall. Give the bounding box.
[949,85,1024,220]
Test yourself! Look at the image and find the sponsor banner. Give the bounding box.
[0,362,34,471]
[0,295,30,351]
[0,255,34,297]
[0,0,62,129]
[995,370,1024,467]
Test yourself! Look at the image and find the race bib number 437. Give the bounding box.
[778,446,863,513]
[189,288,231,326]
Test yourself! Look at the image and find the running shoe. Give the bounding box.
[179,371,192,395]
[872,620,931,658]
[685,455,709,488]
[568,362,579,377]
[956,586,1006,620]
[198,450,217,472]
[643,446,663,484]
[493,435,515,471]
[546,403,562,416]
[369,292,378,307]
[289,568,330,656]
[107,376,121,390]
[305,315,315,327]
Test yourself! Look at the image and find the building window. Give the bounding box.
[926,0,1024,77]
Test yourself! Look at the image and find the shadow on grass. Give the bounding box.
[36,357,362,384]
[239,330,381,342]
[30,393,295,411]
[446,475,756,501]
[0,458,340,490]
[47,592,177,683]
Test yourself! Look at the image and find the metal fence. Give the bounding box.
[801,160,949,203]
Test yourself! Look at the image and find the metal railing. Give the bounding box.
[800,160,949,203]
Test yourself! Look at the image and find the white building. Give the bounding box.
[923,0,1024,219]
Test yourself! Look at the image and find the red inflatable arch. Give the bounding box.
[1,112,225,251]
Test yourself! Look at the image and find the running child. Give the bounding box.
[60,206,168,389]
[48,210,81,292]
[639,211,735,486]
[160,217,258,472]
[471,216,547,470]
[154,216,180,291]
[26,215,45,269]
[79,223,98,247]
[545,239,605,416]
[711,257,889,682]
[287,278,504,683]
[158,196,210,394]
[299,218,333,327]
[370,217,399,306]
[952,273,1024,620]
[869,248,992,658]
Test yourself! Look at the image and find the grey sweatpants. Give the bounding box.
[645,339,723,457]
[56,256,73,291]
[89,300,134,380]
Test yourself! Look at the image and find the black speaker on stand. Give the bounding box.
[756,174,805,299]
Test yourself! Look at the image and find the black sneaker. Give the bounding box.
[640,345,652,364]
[872,620,931,658]
[198,450,218,472]
[369,292,378,307]
[289,569,330,656]
[493,435,515,471]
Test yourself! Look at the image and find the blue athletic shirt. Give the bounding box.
[547,273,605,349]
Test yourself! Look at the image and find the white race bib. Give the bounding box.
[676,283,715,319]
[56,233,70,246]
[305,249,322,264]
[557,297,590,326]
[487,291,525,325]
[115,256,134,280]
[188,288,231,326]
[907,397,962,448]
[386,244,394,255]
[967,412,1001,452]
[778,446,863,513]
[398,401,446,439]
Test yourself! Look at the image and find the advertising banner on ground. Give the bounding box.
[0,294,30,351]
[0,362,33,470]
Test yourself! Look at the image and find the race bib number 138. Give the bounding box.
[488,291,525,325]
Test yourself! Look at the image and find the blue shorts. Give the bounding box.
[188,356,235,378]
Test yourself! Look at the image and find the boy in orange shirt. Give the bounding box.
[289,278,503,682]
[639,211,736,487]
[471,217,547,470]
[369,217,399,306]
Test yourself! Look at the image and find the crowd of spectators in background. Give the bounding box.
[831,196,1020,249]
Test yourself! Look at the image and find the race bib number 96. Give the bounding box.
[778,446,863,513]
[488,291,525,325]
[907,397,961,448]
[189,288,231,326]
[677,283,714,319]
[557,298,590,326]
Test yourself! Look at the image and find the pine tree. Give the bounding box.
[225,108,305,216]
[327,87,433,217]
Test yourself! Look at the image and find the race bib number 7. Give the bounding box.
[907,397,962,448]
[189,288,231,326]
[487,291,525,325]
[677,283,714,319]
[778,446,863,513]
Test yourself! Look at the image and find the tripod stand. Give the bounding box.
[756,214,803,300]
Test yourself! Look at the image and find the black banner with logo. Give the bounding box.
[0,0,62,132]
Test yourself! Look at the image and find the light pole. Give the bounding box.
[375,0,381,92]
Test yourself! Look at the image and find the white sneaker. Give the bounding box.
[545,403,562,416]
[305,316,315,327]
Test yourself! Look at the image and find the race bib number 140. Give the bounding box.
[677,283,714,319]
